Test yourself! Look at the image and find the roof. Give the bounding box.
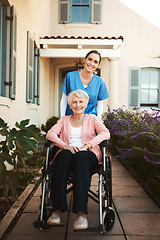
[40,35,124,58]
[40,35,124,41]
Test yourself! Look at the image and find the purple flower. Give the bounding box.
[154,174,160,179]
[116,147,132,154]
[131,132,159,140]
[144,155,160,165]
[144,148,160,156]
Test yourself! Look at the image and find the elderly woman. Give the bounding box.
[46,89,110,230]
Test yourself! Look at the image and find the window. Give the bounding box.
[72,0,89,23]
[129,67,160,108]
[59,0,102,23]
[26,31,40,105]
[0,5,17,99]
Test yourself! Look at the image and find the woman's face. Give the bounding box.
[84,53,100,73]
[70,96,87,115]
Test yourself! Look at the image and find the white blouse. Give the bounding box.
[69,125,83,147]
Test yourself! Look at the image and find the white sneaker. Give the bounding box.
[74,216,88,230]
[47,212,61,225]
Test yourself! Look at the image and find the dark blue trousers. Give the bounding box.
[50,149,98,215]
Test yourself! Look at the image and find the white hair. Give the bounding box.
[67,89,89,106]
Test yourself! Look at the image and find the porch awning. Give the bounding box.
[39,35,124,58]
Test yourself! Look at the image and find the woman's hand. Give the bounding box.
[79,144,88,151]
[80,142,92,151]
[63,145,80,154]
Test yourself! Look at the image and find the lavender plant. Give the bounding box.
[102,106,160,201]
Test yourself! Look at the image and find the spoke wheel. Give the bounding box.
[102,207,115,233]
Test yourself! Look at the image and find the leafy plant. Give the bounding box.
[25,152,46,167]
[41,116,59,134]
[0,118,46,197]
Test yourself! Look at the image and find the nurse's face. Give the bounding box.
[84,53,100,73]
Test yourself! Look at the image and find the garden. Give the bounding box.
[0,118,46,221]
[102,106,160,206]
[0,107,160,222]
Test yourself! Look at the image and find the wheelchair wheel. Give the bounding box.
[104,155,112,207]
[102,207,115,233]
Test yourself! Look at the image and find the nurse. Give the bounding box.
[60,50,109,118]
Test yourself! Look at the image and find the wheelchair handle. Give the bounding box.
[44,140,52,148]
[100,140,108,147]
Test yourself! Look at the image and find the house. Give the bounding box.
[0,0,160,129]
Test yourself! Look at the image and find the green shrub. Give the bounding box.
[41,116,59,133]
[0,118,46,197]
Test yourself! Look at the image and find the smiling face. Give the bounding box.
[70,96,87,115]
[84,53,100,73]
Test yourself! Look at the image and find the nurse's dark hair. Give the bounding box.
[85,50,101,64]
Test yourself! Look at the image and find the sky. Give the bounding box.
[119,0,160,28]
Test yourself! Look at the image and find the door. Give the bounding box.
[58,66,77,117]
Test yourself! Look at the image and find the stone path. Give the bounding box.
[0,157,160,240]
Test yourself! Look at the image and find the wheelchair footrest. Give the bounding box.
[33,221,50,229]
[99,224,103,234]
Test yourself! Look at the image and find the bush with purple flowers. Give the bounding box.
[102,106,160,203]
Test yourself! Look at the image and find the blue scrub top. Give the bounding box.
[62,71,109,115]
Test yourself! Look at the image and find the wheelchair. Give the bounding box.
[34,140,115,234]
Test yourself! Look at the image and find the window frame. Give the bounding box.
[140,68,159,107]
[59,0,102,24]
[71,0,90,23]
[129,67,160,109]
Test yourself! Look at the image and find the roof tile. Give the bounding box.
[40,35,124,41]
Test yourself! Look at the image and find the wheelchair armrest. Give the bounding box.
[45,140,108,148]
[100,140,108,147]
[44,140,52,148]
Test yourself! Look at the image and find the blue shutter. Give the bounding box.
[33,47,36,104]
[9,6,17,99]
[0,6,2,96]
[26,31,34,103]
[129,67,140,108]
[37,49,40,105]
[0,6,8,97]
[91,0,102,23]
[59,0,69,23]
[33,47,40,105]
[158,70,160,108]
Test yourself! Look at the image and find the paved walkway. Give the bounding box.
[1,157,160,240]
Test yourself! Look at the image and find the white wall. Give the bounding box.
[1,0,160,129]
[48,0,160,109]
[0,0,53,128]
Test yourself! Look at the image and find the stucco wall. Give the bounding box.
[0,0,53,128]
[1,0,160,129]
[48,0,160,109]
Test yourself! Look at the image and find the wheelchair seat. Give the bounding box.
[34,140,115,233]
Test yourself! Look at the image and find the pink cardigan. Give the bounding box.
[46,114,110,163]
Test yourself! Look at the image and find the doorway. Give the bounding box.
[58,66,77,117]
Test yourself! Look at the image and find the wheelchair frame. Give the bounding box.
[34,140,115,233]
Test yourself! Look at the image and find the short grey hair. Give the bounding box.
[67,89,89,106]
